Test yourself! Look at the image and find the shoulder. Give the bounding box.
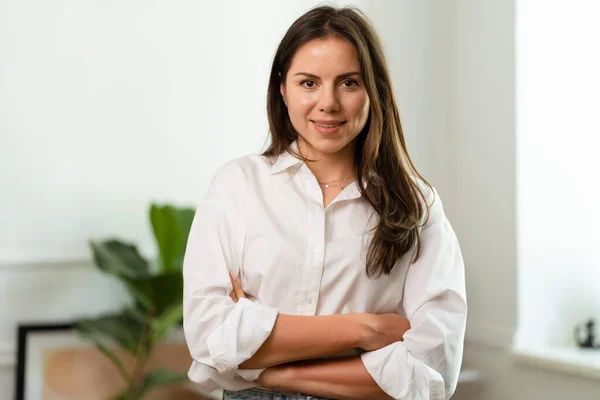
[211,153,271,186]
[206,152,272,201]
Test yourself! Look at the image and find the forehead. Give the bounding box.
[288,37,361,75]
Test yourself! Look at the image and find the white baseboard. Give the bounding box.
[0,257,92,271]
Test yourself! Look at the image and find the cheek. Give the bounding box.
[288,86,316,105]
[297,92,317,107]
[347,94,370,122]
[289,95,316,119]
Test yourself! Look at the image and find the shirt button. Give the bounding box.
[307,297,313,304]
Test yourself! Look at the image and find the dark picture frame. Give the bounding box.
[14,322,199,400]
[15,323,74,400]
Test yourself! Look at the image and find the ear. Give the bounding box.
[279,73,286,100]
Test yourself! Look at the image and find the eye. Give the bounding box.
[300,80,316,88]
[342,79,359,88]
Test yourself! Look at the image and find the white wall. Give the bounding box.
[0,0,448,396]
[443,0,518,348]
[367,1,453,186]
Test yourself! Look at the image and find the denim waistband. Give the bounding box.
[223,386,328,399]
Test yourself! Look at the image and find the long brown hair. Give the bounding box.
[263,5,433,277]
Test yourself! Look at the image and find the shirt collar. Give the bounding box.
[269,140,304,175]
[269,140,365,201]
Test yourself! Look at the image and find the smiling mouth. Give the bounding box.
[312,121,346,128]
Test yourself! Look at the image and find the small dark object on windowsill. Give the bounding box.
[574,318,600,349]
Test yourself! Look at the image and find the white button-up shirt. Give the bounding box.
[183,141,467,400]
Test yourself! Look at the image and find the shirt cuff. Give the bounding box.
[206,297,278,374]
[235,368,266,382]
[361,342,445,400]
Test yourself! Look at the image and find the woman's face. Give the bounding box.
[280,37,370,159]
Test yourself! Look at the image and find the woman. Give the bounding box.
[183,5,467,400]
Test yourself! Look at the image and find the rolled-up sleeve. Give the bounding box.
[361,187,467,400]
[183,166,279,391]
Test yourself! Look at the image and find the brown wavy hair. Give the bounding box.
[263,5,433,277]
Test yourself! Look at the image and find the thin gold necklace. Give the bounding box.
[317,176,354,188]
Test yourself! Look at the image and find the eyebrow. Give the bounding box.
[293,71,362,79]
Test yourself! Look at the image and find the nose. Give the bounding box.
[317,85,340,113]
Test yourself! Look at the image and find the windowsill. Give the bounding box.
[457,369,481,384]
[511,344,600,381]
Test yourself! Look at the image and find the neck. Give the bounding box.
[297,137,356,183]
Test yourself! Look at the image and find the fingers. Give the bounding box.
[231,272,246,300]
[229,272,246,303]
[228,272,238,303]
[229,288,238,303]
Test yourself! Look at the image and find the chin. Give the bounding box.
[301,134,351,154]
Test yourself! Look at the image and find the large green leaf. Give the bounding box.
[76,310,146,355]
[90,240,151,280]
[123,305,148,325]
[137,369,189,399]
[127,271,183,316]
[151,302,183,342]
[123,280,154,311]
[150,204,195,273]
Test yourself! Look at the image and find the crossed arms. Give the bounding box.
[229,273,409,400]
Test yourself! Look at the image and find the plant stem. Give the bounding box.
[127,311,155,400]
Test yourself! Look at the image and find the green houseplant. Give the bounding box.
[76,204,196,400]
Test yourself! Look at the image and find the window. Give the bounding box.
[515,1,600,372]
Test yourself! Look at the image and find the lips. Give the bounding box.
[311,120,346,135]
[311,120,346,128]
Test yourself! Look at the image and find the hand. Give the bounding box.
[228,272,246,303]
[356,313,411,351]
[257,365,291,389]
[256,367,274,387]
